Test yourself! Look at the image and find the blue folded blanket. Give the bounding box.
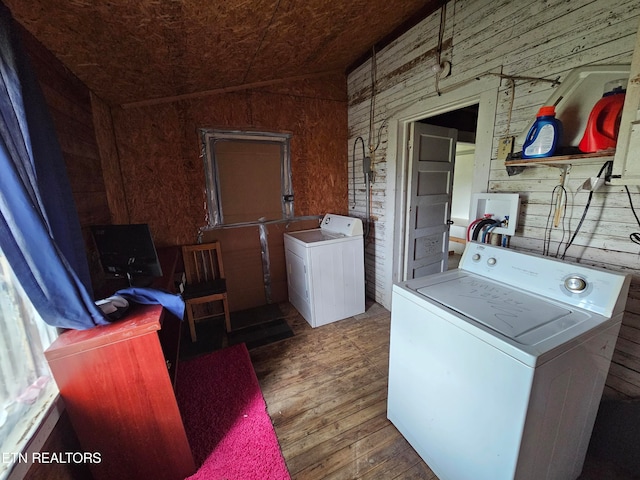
[116,287,185,320]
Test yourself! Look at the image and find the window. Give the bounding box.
[201,130,293,227]
[0,249,58,479]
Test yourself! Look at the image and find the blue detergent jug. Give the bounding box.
[522,106,562,159]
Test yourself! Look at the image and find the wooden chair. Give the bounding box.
[181,242,231,342]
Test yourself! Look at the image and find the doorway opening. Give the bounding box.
[384,78,498,306]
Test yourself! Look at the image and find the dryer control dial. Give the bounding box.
[487,257,497,266]
[564,276,587,293]
[472,254,481,261]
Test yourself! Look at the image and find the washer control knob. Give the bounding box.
[565,276,587,293]
[487,257,497,266]
[472,254,481,261]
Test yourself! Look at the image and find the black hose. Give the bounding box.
[471,219,499,241]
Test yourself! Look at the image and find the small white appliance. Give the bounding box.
[388,242,630,480]
[284,213,365,328]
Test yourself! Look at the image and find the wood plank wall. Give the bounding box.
[347,0,640,398]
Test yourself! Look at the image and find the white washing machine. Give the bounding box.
[284,214,365,328]
[388,242,630,480]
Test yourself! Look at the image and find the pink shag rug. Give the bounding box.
[175,343,290,480]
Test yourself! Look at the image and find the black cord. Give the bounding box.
[543,185,567,256]
[351,137,365,207]
[555,204,568,258]
[624,185,640,245]
[561,161,611,259]
[373,119,388,152]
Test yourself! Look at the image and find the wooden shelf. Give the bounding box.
[505,150,615,167]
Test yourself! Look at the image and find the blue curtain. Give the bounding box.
[0,4,108,329]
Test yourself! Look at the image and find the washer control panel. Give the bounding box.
[320,214,363,236]
[471,252,498,266]
[460,242,629,316]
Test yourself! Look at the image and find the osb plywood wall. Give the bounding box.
[91,93,129,224]
[2,0,442,106]
[21,15,349,311]
[109,72,349,248]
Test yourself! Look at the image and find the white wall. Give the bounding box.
[451,142,475,223]
[348,0,640,398]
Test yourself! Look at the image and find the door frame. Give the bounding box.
[385,77,500,296]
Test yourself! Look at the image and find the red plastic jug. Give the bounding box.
[578,82,626,153]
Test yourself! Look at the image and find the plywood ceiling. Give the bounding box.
[5,0,445,106]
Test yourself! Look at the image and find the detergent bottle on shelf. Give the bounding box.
[578,79,626,153]
[522,105,562,159]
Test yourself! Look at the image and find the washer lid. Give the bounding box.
[416,275,585,345]
[286,229,343,244]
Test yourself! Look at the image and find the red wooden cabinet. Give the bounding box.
[44,247,195,480]
[44,306,195,480]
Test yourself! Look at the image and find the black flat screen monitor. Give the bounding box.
[91,224,163,286]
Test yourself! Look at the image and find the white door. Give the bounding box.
[405,122,457,279]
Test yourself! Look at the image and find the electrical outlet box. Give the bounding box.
[363,156,372,174]
[469,193,520,237]
[498,136,514,161]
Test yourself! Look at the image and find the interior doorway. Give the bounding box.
[383,78,498,307]
[405,104,479,275]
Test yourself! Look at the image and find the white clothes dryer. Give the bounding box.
[284,214,365,328]
[388,242,630,480]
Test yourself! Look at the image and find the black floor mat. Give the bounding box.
[179,304,294,359]
[227,318,294,350]
[179,317,225,361]
[230,303,285,329]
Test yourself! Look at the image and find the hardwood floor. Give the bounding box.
[249,302,436,480]
[249,302,636,480]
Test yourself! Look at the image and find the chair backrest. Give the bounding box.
[182,242,225,285]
